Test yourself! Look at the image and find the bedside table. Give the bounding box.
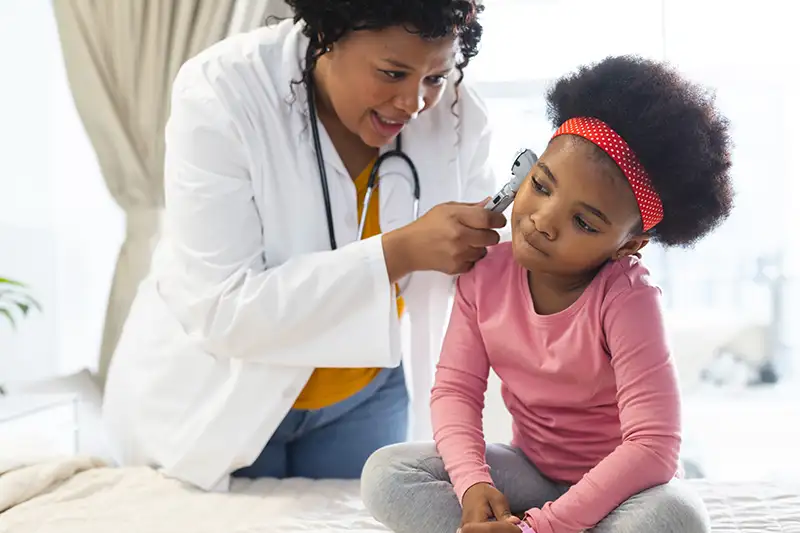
[0,394,79,458]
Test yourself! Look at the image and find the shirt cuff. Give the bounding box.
[524,509,552,533]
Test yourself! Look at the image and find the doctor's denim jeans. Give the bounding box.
[360,442,710,533]
[232,364,408,479]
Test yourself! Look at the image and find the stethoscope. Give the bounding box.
[306,76,421,251]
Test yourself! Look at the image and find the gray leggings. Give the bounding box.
[361,442,710,533]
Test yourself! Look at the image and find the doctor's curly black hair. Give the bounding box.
[545,55,735,247]
[284,0,483,89]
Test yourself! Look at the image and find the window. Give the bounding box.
[0,0,122,380]
[470,0,664,83]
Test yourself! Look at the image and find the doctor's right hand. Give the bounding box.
[383,199,506,281]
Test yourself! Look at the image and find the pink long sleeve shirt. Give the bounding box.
[431,242,681,533]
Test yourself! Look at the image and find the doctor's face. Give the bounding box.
[314,26,458,148]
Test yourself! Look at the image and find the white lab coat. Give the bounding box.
[102,19,495,492]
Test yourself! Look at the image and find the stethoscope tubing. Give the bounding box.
[307,76,421,248]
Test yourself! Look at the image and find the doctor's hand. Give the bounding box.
[383,199,506,281]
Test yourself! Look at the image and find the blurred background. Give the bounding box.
[1,0,798,484]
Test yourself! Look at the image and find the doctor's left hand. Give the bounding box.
[383,199,506,280]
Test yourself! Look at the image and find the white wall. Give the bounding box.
[0,0,124,383]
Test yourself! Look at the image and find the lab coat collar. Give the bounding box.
[274,21,351,179]
[276,21,311,125]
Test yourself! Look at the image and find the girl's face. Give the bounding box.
[511,136,650,278]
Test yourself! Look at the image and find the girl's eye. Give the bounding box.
[426,75,447,86]
[532,178,550,195]
[381,70,405,80]
[574,216,598,234]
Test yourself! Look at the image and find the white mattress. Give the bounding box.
[230,478,800,533]
[0,457,798,532]
[693,480,800,532]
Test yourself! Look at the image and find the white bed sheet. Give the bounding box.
[0,458,387,533]
[693,480,800,532]
[0,457,798,532]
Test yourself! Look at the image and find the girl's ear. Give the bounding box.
[614,236,649,260]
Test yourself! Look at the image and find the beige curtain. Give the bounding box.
[228,0,293,33]
[52,1,274,388]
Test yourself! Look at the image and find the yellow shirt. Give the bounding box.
[292,158,404,410]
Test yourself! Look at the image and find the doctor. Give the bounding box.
[102,0,502,491]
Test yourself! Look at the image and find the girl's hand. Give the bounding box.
[460,482,517,526]
[459,519,532,533]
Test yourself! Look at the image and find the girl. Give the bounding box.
[361,55,734,533]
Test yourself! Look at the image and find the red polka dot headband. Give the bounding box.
[552,117,664,231]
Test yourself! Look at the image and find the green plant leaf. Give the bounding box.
[0,278,40,325]
[0,308,16,329]
[25,295,42,312]
[9,293,41,310]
